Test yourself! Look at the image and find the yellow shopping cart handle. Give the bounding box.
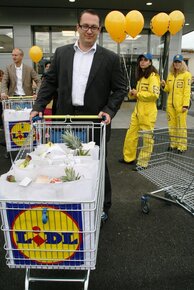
[32,115,106,122]
[8,96,35,100]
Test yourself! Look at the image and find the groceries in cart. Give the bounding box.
[0,136,100,201]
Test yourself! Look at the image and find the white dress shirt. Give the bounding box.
[14,64,25,96]
[72,41,96,106]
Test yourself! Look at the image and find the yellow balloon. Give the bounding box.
[109,31,126,43]
[169,10,185,35]
[29,46,43,63]
[150,13,170,36]
[125,10,144,38]
[105,11,126,42]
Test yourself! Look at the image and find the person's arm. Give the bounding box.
[182,72,192,111]
[161,74,170,93]
[137,73,160,102]
[0,67,9,99]
[101,54,127,120]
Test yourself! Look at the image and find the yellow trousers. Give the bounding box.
[123,109,157,168]
[167,106,188,151]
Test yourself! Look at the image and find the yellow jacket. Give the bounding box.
[136,72,160,102]
[164,71,191,110]
[133,72,160,119]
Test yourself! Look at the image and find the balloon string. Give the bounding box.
[122,54,131,90]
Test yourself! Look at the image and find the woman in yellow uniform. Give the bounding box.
[161,54,191,153]
[119,53,160,170]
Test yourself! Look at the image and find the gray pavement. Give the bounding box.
[112,101,194,129]
[1,104,194,290]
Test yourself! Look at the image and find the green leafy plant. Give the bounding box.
[61,167,81,182]
[62,131,90,156]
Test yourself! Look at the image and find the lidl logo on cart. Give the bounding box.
[11,205,82,264]
[10,121,31,146]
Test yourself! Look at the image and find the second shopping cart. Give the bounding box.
[136,128,194,214]
[2,96,35,154]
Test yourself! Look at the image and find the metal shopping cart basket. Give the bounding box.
[2,96,35,153]
[0,115,106,290]
[135,128,194,214]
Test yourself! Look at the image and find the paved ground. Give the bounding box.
[0,104,194,290]
[112,101,194,129]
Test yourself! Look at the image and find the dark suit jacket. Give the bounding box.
[33,44,127,139]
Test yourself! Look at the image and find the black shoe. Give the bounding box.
[118,158,135,165]
[167,146,176,152]
[176,149,186,154]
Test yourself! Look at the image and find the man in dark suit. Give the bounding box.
[30,9,127,221]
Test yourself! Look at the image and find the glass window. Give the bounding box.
[34,26,50,54]
[102,32,118,53]
[120,33,148,57]
[150,34,162,56]
[0,27,13,53]
[51,27,78,53]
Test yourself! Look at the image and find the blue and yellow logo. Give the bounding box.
[9,121,31,148]
[7,203,84,266]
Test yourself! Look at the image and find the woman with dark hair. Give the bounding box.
[161,54,191,153]
[119,53,160,170]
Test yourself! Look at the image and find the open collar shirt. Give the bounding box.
[72,41,96,106]
[14,63,25,96]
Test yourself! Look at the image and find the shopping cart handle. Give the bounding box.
[32,116,43,122]
[33,114,106,121]
[42,208,48,224]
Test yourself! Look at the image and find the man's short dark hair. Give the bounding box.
[78,9,101,26]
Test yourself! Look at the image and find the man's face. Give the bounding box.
[77,12,100,49]
[12,49,23,65]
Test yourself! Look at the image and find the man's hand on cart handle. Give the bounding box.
[1,93,9,100]
[32,94,37,100]
[98,111,111,125]
[30,111,43,121]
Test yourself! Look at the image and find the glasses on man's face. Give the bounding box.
[79,24,99,32]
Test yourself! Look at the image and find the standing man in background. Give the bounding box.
[30,9,127,222]
[1,48,41,99]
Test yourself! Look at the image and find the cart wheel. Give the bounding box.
[141,196,150,214]
[141,201,150,214]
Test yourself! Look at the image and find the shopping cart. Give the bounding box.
[135,128,194,214]
[0,115,106,290]
[2,96,35,154]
